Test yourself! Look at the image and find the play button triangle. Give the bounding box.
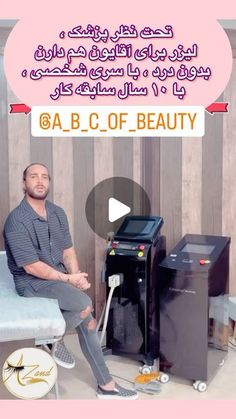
[108,197,131,222]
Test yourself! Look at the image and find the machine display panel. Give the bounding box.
[117,243,134,250]
[115,216,163,242]
[123,220,155,235]
[181,243,215,255]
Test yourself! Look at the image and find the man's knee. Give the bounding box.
[87,317,97,330]
[79,293,93,318]
[80,305,93,319]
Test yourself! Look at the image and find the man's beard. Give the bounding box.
[26,187,49,200]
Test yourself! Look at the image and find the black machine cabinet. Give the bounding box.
[159,234,230,387]
[105,216,166,364]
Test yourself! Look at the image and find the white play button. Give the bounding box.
[108,197,131,222]
[85,177,151,239]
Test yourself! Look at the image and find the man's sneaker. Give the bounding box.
[52,339,75,369]
[97,383,138,400]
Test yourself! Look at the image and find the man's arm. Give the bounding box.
[24,261,90,290]
[62,246,80,274]
[24,260,70,282]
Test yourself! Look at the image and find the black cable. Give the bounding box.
[111,373,162,396]
[229,345,236,352]
[228,341,236,352]
[111,373,134,385]
[228,339,236,348]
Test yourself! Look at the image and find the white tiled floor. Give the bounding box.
[1,334,236,400]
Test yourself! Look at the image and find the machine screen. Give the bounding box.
[118,244,133,250]
[181,243,215,254]
[123,220,155,235]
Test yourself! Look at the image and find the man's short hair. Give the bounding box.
[23,163,51,181]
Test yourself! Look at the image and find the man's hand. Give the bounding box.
[68,272,91,290]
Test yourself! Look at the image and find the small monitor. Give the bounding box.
[181,243,215,255]
[123,219,155,235]
[115,216,163,242]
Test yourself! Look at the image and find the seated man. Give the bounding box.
[3,163,138,400]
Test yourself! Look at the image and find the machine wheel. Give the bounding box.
[193,381,207,392]
[219,359,225,367]
[159,373,169,384]
[139,365,153,374]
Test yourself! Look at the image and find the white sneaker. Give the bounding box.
[52,339,75,369]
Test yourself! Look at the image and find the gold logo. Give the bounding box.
[2,347,57,399]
